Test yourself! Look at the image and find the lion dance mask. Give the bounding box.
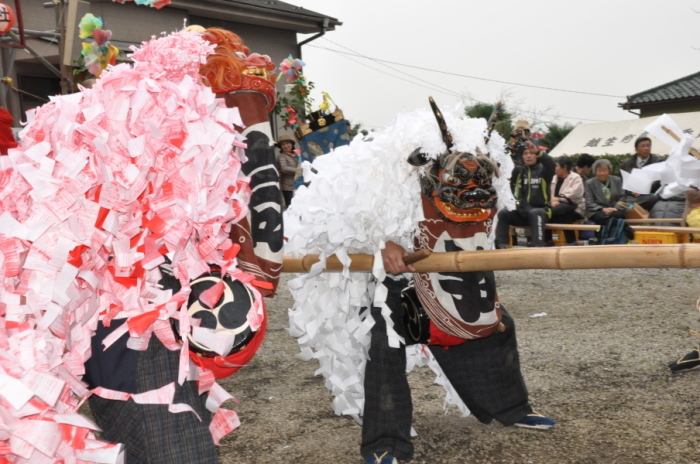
[408,98,503,342]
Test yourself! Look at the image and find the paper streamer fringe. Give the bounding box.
[283,104,515,424]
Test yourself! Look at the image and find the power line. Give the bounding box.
[320,39,464,99]
[315,38,624,99]
[311,42,607,124]
[321,44,464,99]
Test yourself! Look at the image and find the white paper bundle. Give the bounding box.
[284,102,514,423]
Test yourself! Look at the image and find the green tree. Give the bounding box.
[465,102,514,139]
[346,122,368,139]
[541,122,574,151]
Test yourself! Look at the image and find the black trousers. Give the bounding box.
[549,203,583,244]
[361,278,532,461]
[282,190,294,208]
[87,330,217,464]
[496,207,549,247]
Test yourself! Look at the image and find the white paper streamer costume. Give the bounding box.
[636,115,700,373]
[0,30,267,463]
[621,114,700,197]
[284,103,515,422]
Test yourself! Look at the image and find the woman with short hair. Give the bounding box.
[584,159,625,224]
[549,155,585,245]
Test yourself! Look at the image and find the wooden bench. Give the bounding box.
[508,223,700,247]
[626,218,684,224]
[508,223,599,247]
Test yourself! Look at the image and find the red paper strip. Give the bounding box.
[199,280,224,309]
[126,309,160,337]
[223,243,240,260]
[209,408,240,445]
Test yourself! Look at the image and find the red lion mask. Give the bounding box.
[199,28,277,112]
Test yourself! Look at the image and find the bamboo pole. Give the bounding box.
[282,244,700,273]
[661,125,700,160]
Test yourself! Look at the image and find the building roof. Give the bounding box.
[620,71,700,110]
[221,0,340,23]
[173,0,341,34]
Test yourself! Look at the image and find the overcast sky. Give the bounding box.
[285,0,700,132]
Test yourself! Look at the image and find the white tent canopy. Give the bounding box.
[549,111,700,157]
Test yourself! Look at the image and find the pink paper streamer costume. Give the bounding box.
[0,27,281,463]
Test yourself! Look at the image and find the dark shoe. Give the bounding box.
[364,453,397,464]
[669,347,700,372]
[515,411,555,430]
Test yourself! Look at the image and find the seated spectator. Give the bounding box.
[649,188,686,226]
[685,189,700,241]
[549,155,585,245]
[574,153,595,182]
[584,158,626,225]
[620,137,662,211]
[667,189,700,373]
[496,148,554,248]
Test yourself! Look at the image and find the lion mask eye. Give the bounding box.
[441,172,459,185]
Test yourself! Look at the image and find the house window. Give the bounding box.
[17,74,61,122]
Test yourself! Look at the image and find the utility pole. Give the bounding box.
[56,0,70,94]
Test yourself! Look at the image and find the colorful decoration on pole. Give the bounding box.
[0,2,15,34]
[273,56,351,187]
[274,55,313,131]
[77,13,119,77]
[112,0,172,8]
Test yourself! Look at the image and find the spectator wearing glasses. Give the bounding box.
[619,137,662,211]
[584,158,626,225]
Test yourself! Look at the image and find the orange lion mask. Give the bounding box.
[199,28,277,112]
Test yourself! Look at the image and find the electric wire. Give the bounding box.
[1,79,49,103]
[322,44,465,100]
[310,40,608,124]
[316,38,624,99]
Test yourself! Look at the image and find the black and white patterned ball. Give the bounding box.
[174,272,256,357]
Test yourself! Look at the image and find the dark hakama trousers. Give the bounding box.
[85,321,217,464]
[361,278,532,461]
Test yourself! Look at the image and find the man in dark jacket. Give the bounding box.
[574,153,595,183]
[496,148,555,247]
[619,137,662,211]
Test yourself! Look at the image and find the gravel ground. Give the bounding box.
[87,268,700,464]
[216,268,700,464]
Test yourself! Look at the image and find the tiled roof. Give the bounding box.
[623,71,700,107]
[220,0,340,24]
